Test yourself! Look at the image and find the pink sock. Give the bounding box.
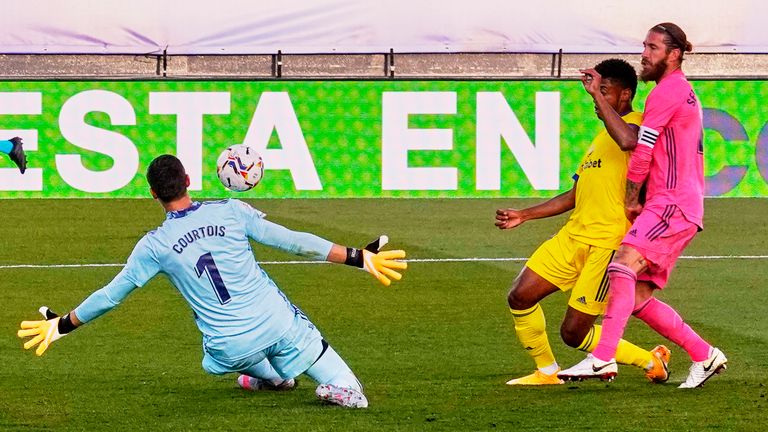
[592,263,637,361]
[633,297,711,362]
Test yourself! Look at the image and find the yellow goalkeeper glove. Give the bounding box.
[346,235,408,286]
[18,307,73,356]
[362,249,407,286]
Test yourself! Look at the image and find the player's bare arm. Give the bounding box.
[495,184,576,230]
[579,68,639,151]
[327,244,348,263]
[624,179,644,222]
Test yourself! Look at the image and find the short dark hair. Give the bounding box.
[146,154,187,202]
[594,58,638,101]
[651,22,693,62]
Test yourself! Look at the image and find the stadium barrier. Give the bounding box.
[1,53,768,79]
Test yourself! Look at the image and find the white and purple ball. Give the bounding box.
[216,144,264,192]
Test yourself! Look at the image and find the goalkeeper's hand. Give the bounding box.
[347,235,407,286]
[18,307,70,356]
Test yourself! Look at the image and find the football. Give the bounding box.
[216,144,264,192]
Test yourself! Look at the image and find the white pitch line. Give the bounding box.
[1,255,768,270]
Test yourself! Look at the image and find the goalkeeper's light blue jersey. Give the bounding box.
[74,199,333,357]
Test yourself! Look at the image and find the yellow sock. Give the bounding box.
[577,324,653,369]
[510,304,556,370]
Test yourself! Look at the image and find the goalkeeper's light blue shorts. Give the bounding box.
[201,312,324,379]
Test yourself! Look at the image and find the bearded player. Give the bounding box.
[560,23,727,388]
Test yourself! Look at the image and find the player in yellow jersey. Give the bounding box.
[496,59,670,385]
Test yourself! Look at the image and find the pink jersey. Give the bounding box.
[636,69,704,228]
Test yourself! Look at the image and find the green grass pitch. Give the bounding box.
[1,198,767,431]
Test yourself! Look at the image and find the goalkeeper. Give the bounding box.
[18,154,406,409]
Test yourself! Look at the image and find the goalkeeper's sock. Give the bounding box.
[510,304,557,371]
[242,358,283,382]
[634,297,711,362]
[577,324,652,369]
[0,139,12,154]
[305,341,363,392]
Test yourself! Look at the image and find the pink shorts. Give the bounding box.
[621,205,698,289]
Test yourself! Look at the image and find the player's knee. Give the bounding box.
[612,244,636,263]
[202,356,228,375]
[611,247,647,274]
[507,286,530,310]
[507,275,533,310]
[560,321,588,348]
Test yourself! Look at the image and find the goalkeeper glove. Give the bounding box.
[345,235,407,286]
[18,307,76,356]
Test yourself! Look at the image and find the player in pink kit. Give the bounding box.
[558,22,727,388]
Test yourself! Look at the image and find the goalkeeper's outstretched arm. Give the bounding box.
[251,214,409,287]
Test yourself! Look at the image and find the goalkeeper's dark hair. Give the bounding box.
[147,154,187,202]
[595,58,638,101]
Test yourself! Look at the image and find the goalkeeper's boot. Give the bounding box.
[506,369,564,386]
[678,347,727,388]
[315,384,368,408]
[558,354,617,382]
[645,345,671,383]
[237,374,296,391]
[8,137,26,174]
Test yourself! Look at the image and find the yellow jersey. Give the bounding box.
[564,111,642,249]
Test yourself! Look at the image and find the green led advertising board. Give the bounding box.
[0,80,766,198]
